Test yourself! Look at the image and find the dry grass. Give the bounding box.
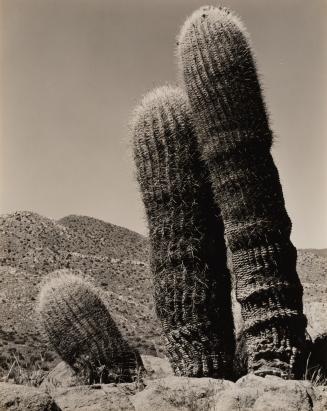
[1,353,49,387]
[155,379,219,411]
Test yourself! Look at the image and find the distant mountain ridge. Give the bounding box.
[304,248,327,257]
[58,214,149,261]
[0,211,148,264]
[0,211,326,376]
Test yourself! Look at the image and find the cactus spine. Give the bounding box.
[37,271,143,383]
[177,6,307,378]
[132,86,235,378]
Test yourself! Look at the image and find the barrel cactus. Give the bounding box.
[132,86,235,378]
[177,6,307,378]
[37,271,143,383]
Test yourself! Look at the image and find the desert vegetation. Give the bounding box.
[0,4,326,411]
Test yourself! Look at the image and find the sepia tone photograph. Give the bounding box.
[0,0,326,409]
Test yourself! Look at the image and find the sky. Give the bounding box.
[0,0,326,248]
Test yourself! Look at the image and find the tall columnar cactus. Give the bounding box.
[132,86,235,378]
[37,271,143,383]
[177,6,307,378]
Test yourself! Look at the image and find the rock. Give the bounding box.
[52,385,135,411]
[210,387,258,411]
[253,392,310,411]
[131,376,234,411]
[141,355,173,380]
[40,361,87,396]
[0,382,59,411]
[212,374,315,411]
[304,302,327,339]
[313,386,327,411]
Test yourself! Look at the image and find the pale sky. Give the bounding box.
[1,0,326,248]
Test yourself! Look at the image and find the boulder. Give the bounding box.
[212,374,315,411]
[304,302,327,339]
[313,386,327,411]
[52,385,135,411]
[0,382,59,411]
[141,355,174,380]
[39,361,87,396]
[131,376,234,411]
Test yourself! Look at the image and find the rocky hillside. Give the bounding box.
[296,248,327,340]
[0,211,326,379]
[0,211,161,377]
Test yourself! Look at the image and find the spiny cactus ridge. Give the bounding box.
[177,6,307,378]
[132,86,235,378]
[37,271,143,383]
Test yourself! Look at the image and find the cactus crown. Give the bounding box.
[177,5,269,138]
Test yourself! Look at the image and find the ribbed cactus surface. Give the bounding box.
[132,86,235,378]
[38,271,143,383]
[178,6,307,378]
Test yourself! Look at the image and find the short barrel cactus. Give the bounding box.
[177,6,307,378]
[37,271,143,383]
[132,86,235,378]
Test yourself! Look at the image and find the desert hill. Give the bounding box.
[305,249,327,258]
[58,214,148,261]
[0,211,326,379]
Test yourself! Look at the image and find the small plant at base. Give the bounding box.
[2,353,46,387]
[303,332,327,385]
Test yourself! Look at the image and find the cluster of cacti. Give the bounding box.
[132,86,235,378]
[37,271,144,383]
[36,5,310,383]
[132,6,307,379]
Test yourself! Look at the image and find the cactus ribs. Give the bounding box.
[177,6,307,378]
[132,87,235,378]
[38,271,143,383]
